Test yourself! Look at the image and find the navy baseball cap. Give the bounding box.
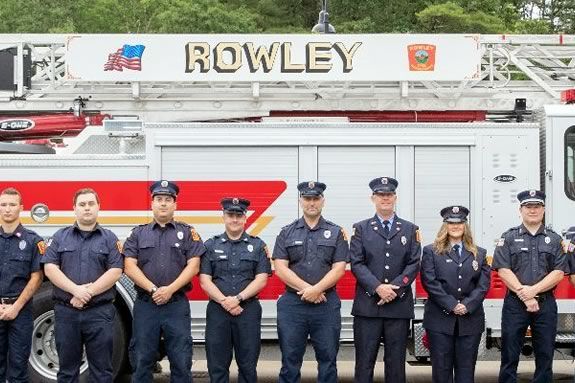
[440,205,469,223]
[221,197,250,214]
[149,180,179,198]
[369,177,398,194]
[297,181,326,197]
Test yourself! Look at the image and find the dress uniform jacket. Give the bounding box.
[421,245,491,336]
[350,215,421,318]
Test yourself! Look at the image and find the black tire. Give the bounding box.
[28,282,130,383]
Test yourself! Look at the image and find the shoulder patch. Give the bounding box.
[37,240,46,255]
[341,228,349,242]
[190,228,201,242]
[415,229,422,243]
[496,238,505,247]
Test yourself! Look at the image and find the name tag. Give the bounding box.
[218,255,228,259]
[294,241,303,245]
[215,249,224,253]
[446,259,453,263]
[514,238,524,242]
[521,247,528,251]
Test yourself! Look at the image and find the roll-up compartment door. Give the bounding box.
[161,146,298,246]
[415,147,470,245]
[318,146,395,234]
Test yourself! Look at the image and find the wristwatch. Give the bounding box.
[235,294,244,303]
[150,285,158,295]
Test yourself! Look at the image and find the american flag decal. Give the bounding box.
[103,44,145,72]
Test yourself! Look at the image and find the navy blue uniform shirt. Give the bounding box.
[492,224,566,286]
[200,232,271,297]
[272,216,349,289]
[123,221,206,294]
[41,224,123,305]
[0,224,43,297]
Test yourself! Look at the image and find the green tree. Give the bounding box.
[416,2,506,32]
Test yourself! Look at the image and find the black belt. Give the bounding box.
[285,286,335,294]
[137,292,186,304]
[0,297,18,305]
[508,290,554,302]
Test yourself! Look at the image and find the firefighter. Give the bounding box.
[0,188,44,383]
[350,176,421,383]
[123,180,205,383]
[493,190,566,383]
[199,197,271,383]
[420,205,491,383]
[272,181,349,383]
[42,188,123,382]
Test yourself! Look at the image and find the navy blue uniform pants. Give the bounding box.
[277,291,341,383]
[499,295,557,383]
[0,302,33,383]
[131,295,193,383]
[205,299,262,383]
[427,328,482,383]
[54,302,115,383]
[353,316,410,383]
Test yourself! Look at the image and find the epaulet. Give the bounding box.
[323,219,339,228]
[281,219,299,230]
[248,233,261,240]
[504,226,520,236]
[175,221,191,228]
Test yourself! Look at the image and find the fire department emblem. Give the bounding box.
[161,180,168,187]
[545,236,551,244]
[408,44,436,72]
[381,178,388,184]
[308,181,315,189]
[19,240,26,250]
[177,231,184,240]
[472,260,479,271]
[233,198,239,205]
[401,236,407,245]
[529,190,536,197]
[324,230,331,239]
[452,206,459,213]
[247,244,254,252]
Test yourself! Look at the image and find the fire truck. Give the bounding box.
[1,33,575,381]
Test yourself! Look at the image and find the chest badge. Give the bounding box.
[401,236,407,245]
[15,232,21,238]
[373,226,378,231]
[174,243,180,248]
[545,236,551,244]
[177,231,184,240]
[19,240,27,250]
[247,244,254,252]
[472,259,479,271]
[324,230,331,239]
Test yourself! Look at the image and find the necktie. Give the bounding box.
[383,220,390,236]
[453,244,461,257]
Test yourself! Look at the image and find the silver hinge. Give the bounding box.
[545,170,553,179]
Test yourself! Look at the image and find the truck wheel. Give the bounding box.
[28,282,129,382]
